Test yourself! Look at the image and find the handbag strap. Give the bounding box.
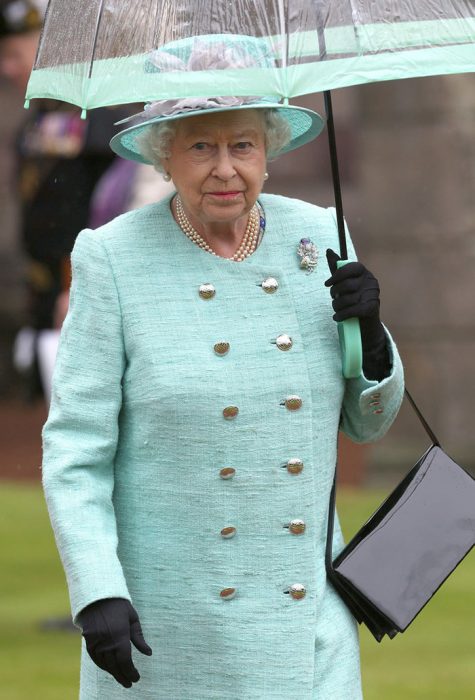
[325,388,440,571]
[403,389,440,447]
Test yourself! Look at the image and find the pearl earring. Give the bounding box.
[264,172,269,181]
[163,173,171,182]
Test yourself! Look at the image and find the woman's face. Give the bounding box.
[162,109,267,226]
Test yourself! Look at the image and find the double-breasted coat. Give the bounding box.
[42,193,404,699]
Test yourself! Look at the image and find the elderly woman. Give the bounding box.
[42,80,404,698]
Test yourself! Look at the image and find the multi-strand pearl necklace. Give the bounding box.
[175,195,262,262]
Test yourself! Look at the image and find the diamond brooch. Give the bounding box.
[297,238,318,273]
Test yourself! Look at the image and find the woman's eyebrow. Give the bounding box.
[184,128,261,140]
[233,130,260,139]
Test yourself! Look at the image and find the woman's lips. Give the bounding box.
[207,191,242,199]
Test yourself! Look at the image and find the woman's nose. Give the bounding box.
[212,147,237,180]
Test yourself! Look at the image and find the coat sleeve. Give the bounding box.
[42,228,131,625]
[340,325,404,443]
[327,209,405,443]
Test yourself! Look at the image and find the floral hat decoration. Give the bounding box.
[110,34,325,165]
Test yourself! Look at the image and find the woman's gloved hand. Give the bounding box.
[78,598,152,688]
[325,249,390,380]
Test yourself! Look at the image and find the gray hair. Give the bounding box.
[136,109,291,174]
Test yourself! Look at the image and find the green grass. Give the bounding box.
[0,483,79,700]
[338,490,475,700]
[0,483,473,699]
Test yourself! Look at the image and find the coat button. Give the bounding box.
[220,587,236,600]
[223,406,239,420]
[285,458,304,474]
[288,583,306,600]
[199,283,216,299]
[214,341,230,356]
[287,519,306,535]
[261,277,279,293]
[282,395,302,411]
[221,526,237,539]
[219,467,236,479]
[275,334,293,351]
[373,408,384,414]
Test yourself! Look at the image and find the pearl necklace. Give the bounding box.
[175,196,261,262]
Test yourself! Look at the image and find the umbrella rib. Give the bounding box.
[151,0,164,56]
[277,0,288,98]
[33,0,53,70]
[88,0,106,79]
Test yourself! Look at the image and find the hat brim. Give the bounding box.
[110,103,325,164]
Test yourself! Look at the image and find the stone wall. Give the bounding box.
[354,75,475,477]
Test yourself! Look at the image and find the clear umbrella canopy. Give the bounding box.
[26,0,475,110]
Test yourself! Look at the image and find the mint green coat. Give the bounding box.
[42,193,404,700]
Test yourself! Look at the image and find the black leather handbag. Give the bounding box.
[326,390,475,642]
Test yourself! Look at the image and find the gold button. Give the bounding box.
[286,458,304,475]
[220,587,236,600]
[275,334,293,351]
[214,341,230,356]
[283,395,302,411]
[289,583,306,600]
[288,519,306,535]
[221,526,237,539]
[223,406,239,420]
[219,467,236,480]
[199,283,216,299]
[261,277,279,294]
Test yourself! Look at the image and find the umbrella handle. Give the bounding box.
[336,260,363,378]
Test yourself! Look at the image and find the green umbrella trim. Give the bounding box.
[26,42,475,112]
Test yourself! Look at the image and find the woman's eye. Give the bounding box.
[235,142,253,151]
[192,142,209,151]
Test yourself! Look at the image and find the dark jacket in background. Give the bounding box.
[16,103,125,330]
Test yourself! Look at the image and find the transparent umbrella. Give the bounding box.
[27,1,475,111]
[26,0,475,375]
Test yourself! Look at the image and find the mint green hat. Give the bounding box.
[110,34,325,164]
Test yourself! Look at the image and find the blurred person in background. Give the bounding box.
[0,0,126,403]
[88,154,175,231]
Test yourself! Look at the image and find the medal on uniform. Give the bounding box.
[297,238,318,273]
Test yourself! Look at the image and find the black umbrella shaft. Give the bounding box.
[324,90,348,260]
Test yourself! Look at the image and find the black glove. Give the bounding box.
[325,249,390,381]
[78,598,152,688]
